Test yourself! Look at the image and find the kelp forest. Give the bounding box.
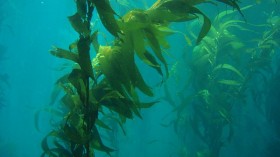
[0,0,279,157]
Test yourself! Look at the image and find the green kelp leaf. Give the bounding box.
[218,20,245,32]
[61,94,77,110]
[150,24,174,49]
[97,45,152,97]
[219,108,231,123]
[217,0,244,19]
[115,0,131,8]
[132,66,154,97]
[91,125,114,154]
[90,80,112,101]
[51,140,72,157]
[50,148,72,157]
[127,88,143,119]
[77,36,95,80]
[63,124,92,144]
[148,0,198,23]
[192,46,212,68]
[263,39,279,47]
[225,41,244,50]
[49,85,63,106]
[35,107,65,132]
[68,69,87,101]
[188,7,211,44]
[68,13,90,35]
[145,28,168,76]
[50,46,79,63]
[96,119,112,130]
[104,115,127,135]
[102,98,134,119]
[97,46,132,94]
[95,47,120,90]
[218,79,242,86]
[52,65,76,75]
[91,31,100,53]
[69,41,78,53]
[100,90,125,102]
[198,89,211,104]
[132,30,149,63]
[139,101,159,108]
[93,0,121,37]
[155,24,193,46]
[41,133,59,157]
[213,64,245,80]
[55,74,70,85]
[68,113,84,129]
[147,7,197,23]
[121,9,150,31]
[256,44,273,50]
[214,5,253,23]
[41,134,51,153]
[144,50,163,76]
[53,140,66,150]
[93,82,134,118]
[131,30,163,76]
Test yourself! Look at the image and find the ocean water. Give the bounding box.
[0,0,279,157]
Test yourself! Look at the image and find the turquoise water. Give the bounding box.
[0,1,279,157]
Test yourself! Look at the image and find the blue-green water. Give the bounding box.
[0,0,279,157]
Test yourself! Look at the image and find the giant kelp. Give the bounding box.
[162,6,253,157]
[246,14,280,156]
[162,3,280,157]
[41,0,244,156]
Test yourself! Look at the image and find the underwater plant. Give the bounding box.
[245,13,280,157]
[41,0,245,156]
[241,12,280,119]
[161,2,280,156]
[264,64,280,157]
[161,5,257,157]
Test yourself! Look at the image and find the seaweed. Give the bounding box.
[41,0,246,156]
[160,5,256,156]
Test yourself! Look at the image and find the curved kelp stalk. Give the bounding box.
[41,0,244,157]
